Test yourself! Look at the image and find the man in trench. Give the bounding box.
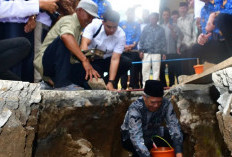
[121,80,183,157]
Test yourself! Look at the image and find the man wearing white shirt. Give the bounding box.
[0,0,58,82]
[0,0,58,19]
[0,0,56,81]
[79,9,131,90]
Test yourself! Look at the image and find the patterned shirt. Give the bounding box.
[121,97,183,157]
[139,24,166,54]
[92,0,111,19]
[119,21,141,49]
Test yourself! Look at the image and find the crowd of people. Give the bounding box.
[0,0,232,91]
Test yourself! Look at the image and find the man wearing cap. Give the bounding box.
[34,0,100,89]
[121,80,183,157]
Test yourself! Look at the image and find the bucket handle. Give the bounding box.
[151,135,173,149]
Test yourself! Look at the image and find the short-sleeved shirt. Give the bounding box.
[34,13,81,76]
[82,18,126,59]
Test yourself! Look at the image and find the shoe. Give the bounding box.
[55,84,84,91]
[40,81,53,90]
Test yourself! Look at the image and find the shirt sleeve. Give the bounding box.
[175,25,183,49]
[128,107,151,157]
[134,23,141,43]
[113,31,126,54]
[0,0,39,18]
[139,27,147,51]
[82,19,99,40]
[60,17,76,37]
[159,27,167,54]
[165,101,183,153]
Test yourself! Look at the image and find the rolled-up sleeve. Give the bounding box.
[0,0,39,18]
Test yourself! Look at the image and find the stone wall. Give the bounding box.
[166,84,230,157]
[213,67,232,156]
[0,81,41,157]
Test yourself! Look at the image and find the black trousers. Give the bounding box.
[42,36,74,88]
[0,22,34,82]
[120,52,142,89]
[121,127,173,157]
[160,54,181,87]
[0,38,31,80]
[71,54,132,89]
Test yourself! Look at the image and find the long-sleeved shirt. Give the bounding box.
[139,24,166,54]
[119,20,141,49]
[177,13,197,49]
[0,0,39,23]
[161,23,182,54]
[121,97,183,157]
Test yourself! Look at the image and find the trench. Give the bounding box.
[32,86,230,157]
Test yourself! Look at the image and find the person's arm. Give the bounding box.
[159,28,167,54]
[132,23,141,49]
[107,30,126,90]
[61,34,100,81]
[128,107,151,157]
[139,27,146,51]
[164,100,183,155]
[107,53,120,90]
[81,37,92,51]
[175,25,183,54]
[0,0,58,18]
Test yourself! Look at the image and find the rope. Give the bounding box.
[132,57,198,64]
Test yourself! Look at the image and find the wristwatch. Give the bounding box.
[108,80,115,84]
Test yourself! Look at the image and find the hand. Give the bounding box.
[82,59,100,81]
[106,82,116,91]
[197,33,212,45]
[124,45,131,52]
[39,0,59,14]
[24,16,36,33]
[176,153,183,157]
[162,54,166,60]
[139,52,144,60]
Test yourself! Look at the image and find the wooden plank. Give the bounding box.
[182,57,232,84]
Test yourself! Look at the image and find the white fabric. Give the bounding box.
[83,18,126,58]
[0,0,39,19]
[142,53,161,87]
[36,12,52,27]
[34,21,43,82]
[194,0,205,18]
